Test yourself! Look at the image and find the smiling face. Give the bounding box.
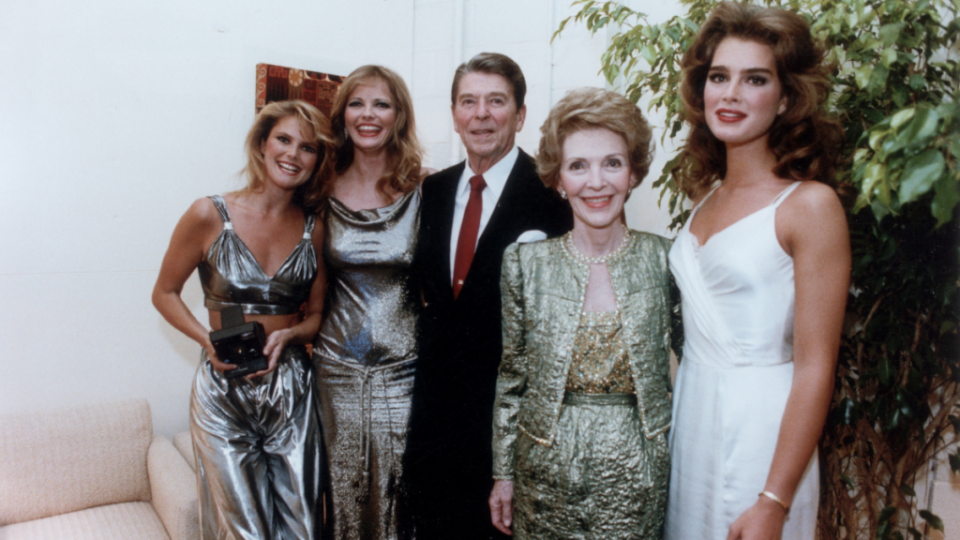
[703,37,787,149]
[559,128,636,233]
[452,72,526,174]
[259,115,320,190]
[344,77,397,153]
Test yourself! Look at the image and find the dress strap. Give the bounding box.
[689,183,721,222]
[207,195,232,227]
[303,213,316,239]
[771,182,802,209]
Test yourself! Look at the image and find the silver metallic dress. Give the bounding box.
[314,189,420,540]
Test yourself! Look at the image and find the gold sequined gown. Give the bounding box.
[493,231,681,540]
[314,190,420,540]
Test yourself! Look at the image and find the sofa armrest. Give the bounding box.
[148,435,199,540]
[173,431,196,471]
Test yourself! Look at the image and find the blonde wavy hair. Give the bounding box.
[537,87,654,196]
[317,65,423,202]
[241,100,334,213]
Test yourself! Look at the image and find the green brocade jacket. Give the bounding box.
[492,230,682,479]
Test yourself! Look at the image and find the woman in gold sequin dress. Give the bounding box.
[488,87,682,540]
[309,65,423,540]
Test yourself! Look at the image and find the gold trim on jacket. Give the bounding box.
[491,230,681,480]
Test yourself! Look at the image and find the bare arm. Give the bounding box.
[728,182,850,540]
[151,198,231,370]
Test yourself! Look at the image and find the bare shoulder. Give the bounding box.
[778,181,848,253]
[182,196,222,230]
[780,182,844,225]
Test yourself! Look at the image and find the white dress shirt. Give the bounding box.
[449,145,520,283]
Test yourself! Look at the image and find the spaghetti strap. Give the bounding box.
[303,214,316,239]
[689,183,721,222]
[771,181,802,209]
[208,195,232,224]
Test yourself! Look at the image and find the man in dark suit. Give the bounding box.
[404,52,572,540]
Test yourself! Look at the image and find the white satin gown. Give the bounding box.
[665,181,819,540]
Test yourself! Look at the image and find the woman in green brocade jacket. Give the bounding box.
[488,87,682,540]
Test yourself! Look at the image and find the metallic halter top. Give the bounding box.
[198,195,318,315]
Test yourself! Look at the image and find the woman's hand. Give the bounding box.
[726,497,787,540]
[245,328,293,379]
[203,341,237,375]
[489,479,514,535]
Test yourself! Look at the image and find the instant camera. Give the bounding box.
[209,305,268,379]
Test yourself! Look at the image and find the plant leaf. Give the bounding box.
[919,510,944,532]
[881,48,897,68]
[879,23,905,46]
[879,355,894,385]
[855,66,873,89]
[932,173,960,227]
[890,108,916,130]
[893,107,940,152]
[899,150,945,204]
[899,482,917,497]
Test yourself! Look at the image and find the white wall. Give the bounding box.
[0,0,682,439]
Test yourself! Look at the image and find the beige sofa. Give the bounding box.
[0,399,198,540]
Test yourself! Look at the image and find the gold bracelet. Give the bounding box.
[759,490,790,512]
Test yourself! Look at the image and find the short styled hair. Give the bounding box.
[319,65,423,202]
[677,1,843,198]
[451,52,526,110]
[242,100,333,213]
[536,87,654,192]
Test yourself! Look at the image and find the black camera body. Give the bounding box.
[209,305,268,379]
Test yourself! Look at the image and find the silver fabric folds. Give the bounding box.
[317,357,415,540]
[314,189,420,540]
[190,346,322,540]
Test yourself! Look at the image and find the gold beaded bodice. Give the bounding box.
[565,310,635,394]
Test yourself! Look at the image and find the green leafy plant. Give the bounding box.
[556,0,959,538]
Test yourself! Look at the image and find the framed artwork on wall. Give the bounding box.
[256,63,343,117]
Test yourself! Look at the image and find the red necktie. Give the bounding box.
[453,175,486,299]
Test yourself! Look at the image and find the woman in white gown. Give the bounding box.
[664,3,850,540]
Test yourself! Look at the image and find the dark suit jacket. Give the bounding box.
[404,150,572,539]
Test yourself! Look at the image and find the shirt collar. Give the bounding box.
[457,145,520,200]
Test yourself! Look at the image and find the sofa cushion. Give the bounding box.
[0,399,152,524]
[0,502,170,540]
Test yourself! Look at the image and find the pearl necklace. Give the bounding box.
[565,224,630,265]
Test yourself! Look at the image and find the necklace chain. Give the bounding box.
[565,224,630,265]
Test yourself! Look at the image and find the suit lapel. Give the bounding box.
[425,163,463,302]
[472,151,535,268]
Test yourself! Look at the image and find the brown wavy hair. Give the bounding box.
[314,65,423,204]
[677,1,843,199]
[242,100,334,213]
[537,87,654,198]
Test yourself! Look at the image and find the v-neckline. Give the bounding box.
[687,182,796,250]
[220,198,305,280]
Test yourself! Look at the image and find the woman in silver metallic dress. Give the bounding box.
[153,100,332,539]
[311,65,423,540]
[488,87,681,539]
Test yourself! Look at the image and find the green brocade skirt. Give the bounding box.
[513,393,669,540]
